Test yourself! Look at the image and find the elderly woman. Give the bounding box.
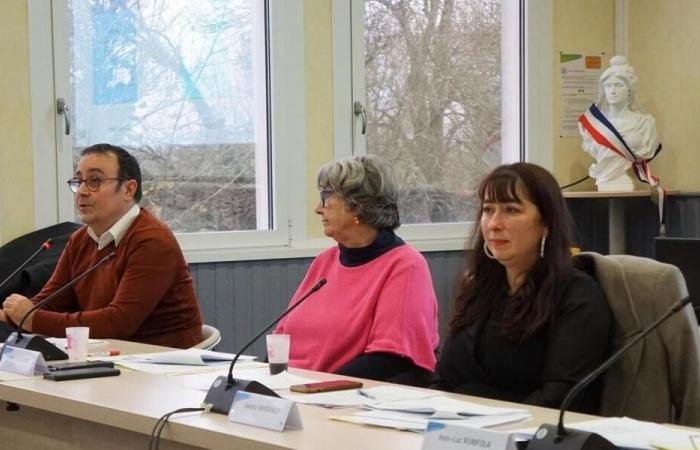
[275,155,439,383]
[431,163,612,413]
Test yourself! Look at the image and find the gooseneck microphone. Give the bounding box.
[0,239,53,293]
[204,278,327,415]
[1,252,116,362]
[528,296,692,450]
[0,239,53,342]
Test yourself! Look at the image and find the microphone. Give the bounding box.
[0,239,53,342]
[203,278,327,414]
[1,252,116,362]
[527,296,692,450]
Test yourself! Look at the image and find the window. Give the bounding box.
[364,0,505,225]
[30,0,305,260]
[334,0,550,243]
[68,0,269,233]
[28,1,550,259]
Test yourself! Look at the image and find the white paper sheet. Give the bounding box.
[284,386,442,408]
[121,349,256,365]
[358,386,440,402]
[332,410,532,433]
[116,359,264,375]
[174,367,317,391]
[284,389,367,407]
[284,385,439,408]
[45,337,108,348]
[365,395,528,419]
[517,417,700,450]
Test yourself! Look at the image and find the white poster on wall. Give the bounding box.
[559,52,604,138]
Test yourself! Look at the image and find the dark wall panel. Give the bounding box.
[566,194,700,257]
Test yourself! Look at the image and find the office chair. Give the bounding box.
[574,252,700,427]
[655,236,700,322]
[0,222,81,300]
[192,324,222,351]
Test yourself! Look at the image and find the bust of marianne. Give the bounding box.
[578,56,662,192]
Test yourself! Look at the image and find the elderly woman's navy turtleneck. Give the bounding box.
[338,228,405,267]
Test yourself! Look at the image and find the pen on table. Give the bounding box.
[88,350,120,357]
[358,389,375,399]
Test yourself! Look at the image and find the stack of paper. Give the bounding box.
[114,349,259,375]
[518,417,700,449]
[323,386,531,432]
[46,337,108,349]
[364,395,529,420]
[122,349,251,365]
[284,385,436,408]
[175,367,318,391]
[334,409,531,433]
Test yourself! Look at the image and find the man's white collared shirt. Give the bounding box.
[87,204,141,250]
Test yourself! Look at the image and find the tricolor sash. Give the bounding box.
[578,104,666,233]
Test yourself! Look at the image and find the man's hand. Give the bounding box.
[3,294,35,331]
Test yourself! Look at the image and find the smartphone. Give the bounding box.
[289,379,363,394]
[43,367,121,381]
[48,360,115,371]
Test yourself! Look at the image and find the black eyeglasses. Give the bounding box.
[67,176,128,193]
[319,189,334,207]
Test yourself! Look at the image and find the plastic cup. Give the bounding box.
[65,327,89,362]
[266,334,290,375]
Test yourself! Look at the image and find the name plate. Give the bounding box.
[0,345,48,376]
[422,421,518,450]
[228,391,303,431]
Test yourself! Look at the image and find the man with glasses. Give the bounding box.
[1,144,203,348]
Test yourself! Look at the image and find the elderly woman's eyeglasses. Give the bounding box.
[67,176,128,193]
[319,190,334,207]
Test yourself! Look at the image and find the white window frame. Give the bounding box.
[27,0,552,262]
[332,0,553,249]
[28,0,307,263]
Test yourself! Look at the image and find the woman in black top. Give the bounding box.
[431,163,612,413]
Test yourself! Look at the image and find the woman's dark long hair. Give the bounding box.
[449,163,575,341]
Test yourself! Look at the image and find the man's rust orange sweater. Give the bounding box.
[31,209,202,348]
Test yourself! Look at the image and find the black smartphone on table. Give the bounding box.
[43,367,121,381]
[48,360,115,371]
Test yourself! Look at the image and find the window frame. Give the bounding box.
[28,0,307,263]
[27,0,552,263]
[332,0,553,247]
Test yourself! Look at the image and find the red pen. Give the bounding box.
[88,350,120,357]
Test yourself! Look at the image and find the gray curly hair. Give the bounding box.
[317,155,400,230]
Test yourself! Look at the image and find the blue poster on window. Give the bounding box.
[92,1,137,105]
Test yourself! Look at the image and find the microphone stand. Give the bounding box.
[528,296,692,450]
[203,278,327,414]
[0,252,116,363]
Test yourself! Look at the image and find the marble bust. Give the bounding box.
[578,56,662,191]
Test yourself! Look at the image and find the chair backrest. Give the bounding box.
[0,222,82,299]
[655,237,700,321]
[574,252,700,426]
[192,324,222,350]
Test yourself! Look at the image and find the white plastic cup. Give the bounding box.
[266,334,290,375]
[65,327,90,362]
